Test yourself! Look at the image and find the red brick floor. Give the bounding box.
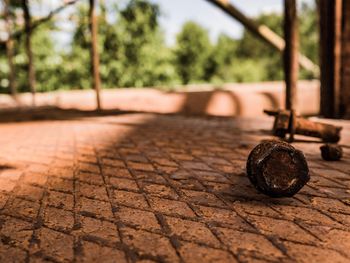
[0,113,349,262]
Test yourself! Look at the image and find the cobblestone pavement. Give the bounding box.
[0,113,349,263]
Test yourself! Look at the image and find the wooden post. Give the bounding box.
[4,0,17,101]
[319,0,343,118]
[284,0,299,111]
[89,0,102,110]
[22,0,36,106]
[341,0,350,118]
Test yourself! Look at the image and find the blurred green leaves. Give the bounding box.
[0,0,319,93]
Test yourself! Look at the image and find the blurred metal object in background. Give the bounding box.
[320,144,343,161]
[264,109,342,143]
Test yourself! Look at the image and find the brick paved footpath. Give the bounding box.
[0,113,349,263]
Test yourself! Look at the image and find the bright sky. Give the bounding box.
[45,0,313,48]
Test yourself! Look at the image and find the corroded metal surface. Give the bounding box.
[247,140,310,197]
[295,118,342,143]
[265,110,342,143]
[320,144,343,161]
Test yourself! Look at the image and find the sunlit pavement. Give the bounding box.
[0,112,349,262]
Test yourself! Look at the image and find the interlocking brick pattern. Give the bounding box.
[0,113,349,262]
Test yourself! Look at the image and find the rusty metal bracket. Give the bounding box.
[264,109,342,143]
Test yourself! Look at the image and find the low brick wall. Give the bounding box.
[0,80,320,117]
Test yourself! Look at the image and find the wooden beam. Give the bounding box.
[284,0,298,111]
[89,0,102,110]
[205,0,319,77]
[319,0,343,118]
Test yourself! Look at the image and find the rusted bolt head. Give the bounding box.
[246,140,310,198]
[320,144,343,161]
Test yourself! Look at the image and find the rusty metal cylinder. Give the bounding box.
[295,118,342,143]
[246,140,310,197]
[265,110,342,143]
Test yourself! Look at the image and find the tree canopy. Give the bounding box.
[0,0,319,93]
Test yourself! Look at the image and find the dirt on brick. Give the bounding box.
[0,110,348,262]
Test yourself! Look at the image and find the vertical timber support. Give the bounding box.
[284,0,299,111]
[319,0,343,118]
[89,0,102,111]
[340,0,350,117]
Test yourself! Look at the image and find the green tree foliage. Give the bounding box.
[229,3,319,82]
[0,0,319,93]
[0,3,61,93]
[174,21,212,84]
[65,0,179,89]
[208,34,238,81]
[110,0,179,87]
[299,2,319,79]
[207,33,268,83]
[60,4,91,90]
[235,13,284,81]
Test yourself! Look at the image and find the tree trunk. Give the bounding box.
[284,0,299,112]
[89,0,102,110]
[22,0,36,106]
[4,0,17,101]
